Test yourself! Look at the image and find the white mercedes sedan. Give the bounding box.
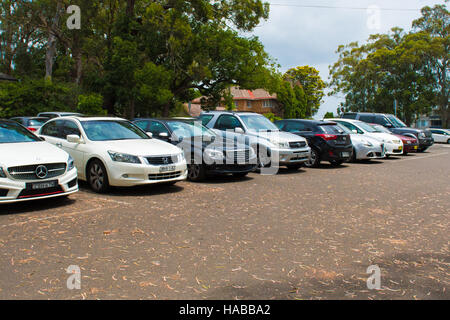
[0,120,78,203]
[38,117,187,193]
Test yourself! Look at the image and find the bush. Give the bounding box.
[77,93,106,115]
[263,112,282,122]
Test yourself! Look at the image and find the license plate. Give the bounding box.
[341,152,350,157]
[31,181,57,190]
[414,146,418,150]
[159,165,176,173]
[293,153,307,160]
[399,146,403,151]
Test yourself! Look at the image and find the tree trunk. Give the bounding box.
[163,102,171,117]
[45,1,63,80]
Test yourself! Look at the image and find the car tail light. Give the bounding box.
[27,127,37,132]
[315,134,337,141]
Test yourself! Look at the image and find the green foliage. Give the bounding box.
[275,77,307,119]
[329,4,449,126]
[0,79,77,118]
[323,112,335,119]
[263,113,281,122]
[77,93,106,115]
[284,66,326,117]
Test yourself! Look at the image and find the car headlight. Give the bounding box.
[419,132,426,138]
[274,141,289,149]
[177,152,185,163]
[0,167,6,178]
[68,155,75,171]
[205,148,224,160]
[108,151,141,164]
[392,140,401,144]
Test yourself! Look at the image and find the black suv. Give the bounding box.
[133,118,257,181]
[274,120,353,167]
[342,112,434,152]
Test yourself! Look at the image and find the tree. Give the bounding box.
[284,66,326,117]
[324,112,335,119]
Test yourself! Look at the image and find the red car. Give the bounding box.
[370,124,419,155]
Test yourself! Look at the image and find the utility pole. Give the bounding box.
[394,99,397,117]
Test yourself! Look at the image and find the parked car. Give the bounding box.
[38,117,187,193]
[274,120,352,167]
[341,112,434,152]
[0,119,78,203]
[369,124,419,155]
[199,111,311,170]
[10,117,49,132]
[330,118,404,157]
[429,128,450,144]
[335,123,386,161]
[133,118,257,180]
[37,112,84,119]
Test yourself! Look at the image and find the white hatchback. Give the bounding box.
[0,120,78,203]
[38,117,187,193]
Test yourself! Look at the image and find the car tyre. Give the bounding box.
[447,139,450,144]
[305,149,320,168]
[187,164,206,181]
[87,159,110,193]
[256,145,271,170]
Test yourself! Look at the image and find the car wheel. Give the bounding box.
[87,159,109,193]
[187,164,206,181]
[232,172,249,178]
[447,139,450,144]
[305,149,320,168]
[351,147,357,162]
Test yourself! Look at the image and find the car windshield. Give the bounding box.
[336,123,353,134]
[387,115,407,128]
[29,119,47,126]
[81,120,149,141]
[356,121,378,133]
[371,124,391,133]
[0,122,41,143]
[240,115,279,131]
[166,121,216,139]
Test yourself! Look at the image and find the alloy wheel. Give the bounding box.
[90,163,104,191]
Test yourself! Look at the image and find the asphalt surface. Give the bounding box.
[0,144,449,300]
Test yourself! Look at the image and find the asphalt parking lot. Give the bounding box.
[0,144,449,300]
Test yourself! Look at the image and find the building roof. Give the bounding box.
[0,73,18,82]
[192,87,277,104]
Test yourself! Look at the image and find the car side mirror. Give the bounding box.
[352,129,358,134]
[146,132,153,138]
[235,127,244,134]
[159,132,169,139]
[67,135,82,143]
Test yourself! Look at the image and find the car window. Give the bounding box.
[319,124,345,134]
[337,121,363,134]
[62,120,82,138]
[214,115,243,130]
[134,120,149,131]
[373,115,391,126]
[166,121,215,139]
[199,115,214,126]
[80,120,149,141]
[284,121,306,132]
[358,115,374,123]
[40,120,65,138]
[148,121,170,136]
[342,113,357,119]
[28,119,47,126]
[0,122,41,143]
[239,115,278,131]
[355,121,378,133]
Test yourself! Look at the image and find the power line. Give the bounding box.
[269,3,422,12]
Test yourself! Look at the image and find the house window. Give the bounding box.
[263,100,273,108]
[234,101,238,108]
[247,101,252,109]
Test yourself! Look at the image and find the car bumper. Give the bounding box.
[107,161,188,187]
[319,145,353,162]
[275,147,311,165]
[0,168,78,204]
[355,144,385,160]
[206,164,258,174]
[385,142,404,156]
[418,138,434,148]
[403,143,419,153]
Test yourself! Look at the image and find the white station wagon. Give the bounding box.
[38,117,188,193]
[0,120,78,203]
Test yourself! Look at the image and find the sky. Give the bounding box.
[250,0,448,119]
